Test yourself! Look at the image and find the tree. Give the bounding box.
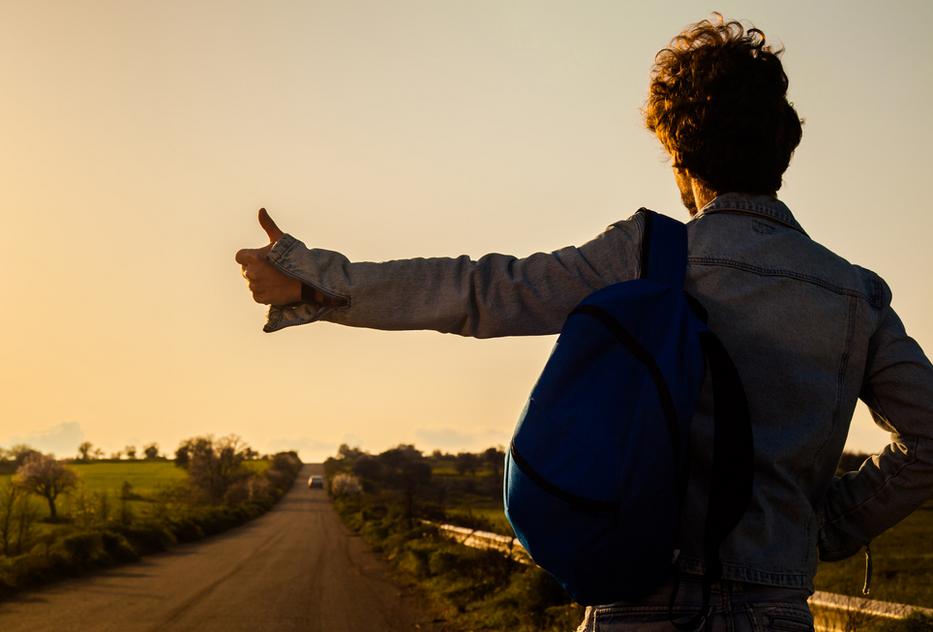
[178,435,251,503]
[0,480,38,555]
[376,445,432,528]
[10,445,40,468]
[92,447,104,460]
[124,445,137,460]
[455,452,481,476]
[110,450,123,460]
[77,441,94,462]
[14,453,78,521]
[143,443,160,460]
[174,441,191,468]
[483,446,506,481]
[352,455,383,484]
[337,444,364,462]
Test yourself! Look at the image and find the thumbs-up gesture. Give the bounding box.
[235,208,302,306]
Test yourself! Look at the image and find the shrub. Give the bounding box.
[100,530,138,563]
[168,517,205,543]
[428,548,463,576]
[330,473,363,497]
[0,449,302,599]
[60,532,105,565]
[0,480,39,556]
[115,522,177,554]
[877,612,933,632]
[6,551,60,587]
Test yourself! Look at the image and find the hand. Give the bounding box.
[235,208,302,306]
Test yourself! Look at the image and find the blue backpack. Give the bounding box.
[504,209,754,614]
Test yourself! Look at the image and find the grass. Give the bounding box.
[332,492,583,631]
[67,461,186,496]
[445,506,513,536]
[433,468,933,610]
[0,454,302,598]
[1,460,185,494]
[423,462,514,536]
[243,460,270,475]
[430,465,933,609]
[814,499,933,608]
[2,461,189,526]
[330,448,933,622]
[0,460,272,536]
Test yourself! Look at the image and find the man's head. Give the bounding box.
[644,14,803,214]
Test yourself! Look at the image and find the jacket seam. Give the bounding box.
[688,257,871,302]
[815,296,859,465]
[677,556,813,588]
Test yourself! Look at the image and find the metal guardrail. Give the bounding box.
[430,521,932,630]
[431,522,530,562]
[809,590,933,622]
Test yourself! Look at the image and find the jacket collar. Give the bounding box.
[695,193,807,236]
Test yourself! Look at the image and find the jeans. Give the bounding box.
[575,574,814,632]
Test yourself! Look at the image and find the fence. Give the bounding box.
[430,522,933,631]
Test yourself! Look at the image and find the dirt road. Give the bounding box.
[0,464,442,631]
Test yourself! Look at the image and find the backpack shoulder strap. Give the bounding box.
[639,208,687,288]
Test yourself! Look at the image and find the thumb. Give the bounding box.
[235,247,260,265]
[258,207,284,243]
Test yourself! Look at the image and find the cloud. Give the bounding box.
[413,426,509,452]
[2,421,85,458]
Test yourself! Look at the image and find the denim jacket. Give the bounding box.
[262,193,933,591]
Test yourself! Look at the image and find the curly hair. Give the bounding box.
[644,14,803,195]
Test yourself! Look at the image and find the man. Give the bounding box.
[236,15,933,631]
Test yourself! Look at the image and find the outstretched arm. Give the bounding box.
[244,211,644,338]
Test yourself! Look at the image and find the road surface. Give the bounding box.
[0,465,445,631]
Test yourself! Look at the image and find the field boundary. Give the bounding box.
[430,521,933,628]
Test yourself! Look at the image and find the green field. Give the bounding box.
[814,499,933,608]
[67,461,187,495]
[427,462,513,535]
[0,454,303,596]
[432,464,933,608]
[0,460,189,528]
[0,460,280,520]
[445,506,513,535]
[442,500,933,608]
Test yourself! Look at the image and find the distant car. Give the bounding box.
[307,475,324,489]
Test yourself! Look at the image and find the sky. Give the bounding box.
[1,1,931,463]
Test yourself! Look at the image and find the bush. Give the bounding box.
[60,532,106,567]
[5,551,60,588]
[331,473,363,497]
[877,613,933,631]
[115,522,177,554]
[428,548,463,576]
[331,479,584,632]
[0,450,301,598]
[168,517,206,543]
[101,530,138,563]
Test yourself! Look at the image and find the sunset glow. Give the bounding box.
[2,1,931,462]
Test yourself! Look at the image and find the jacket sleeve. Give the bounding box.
[818,281,933,561]
[261,213,644,338]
